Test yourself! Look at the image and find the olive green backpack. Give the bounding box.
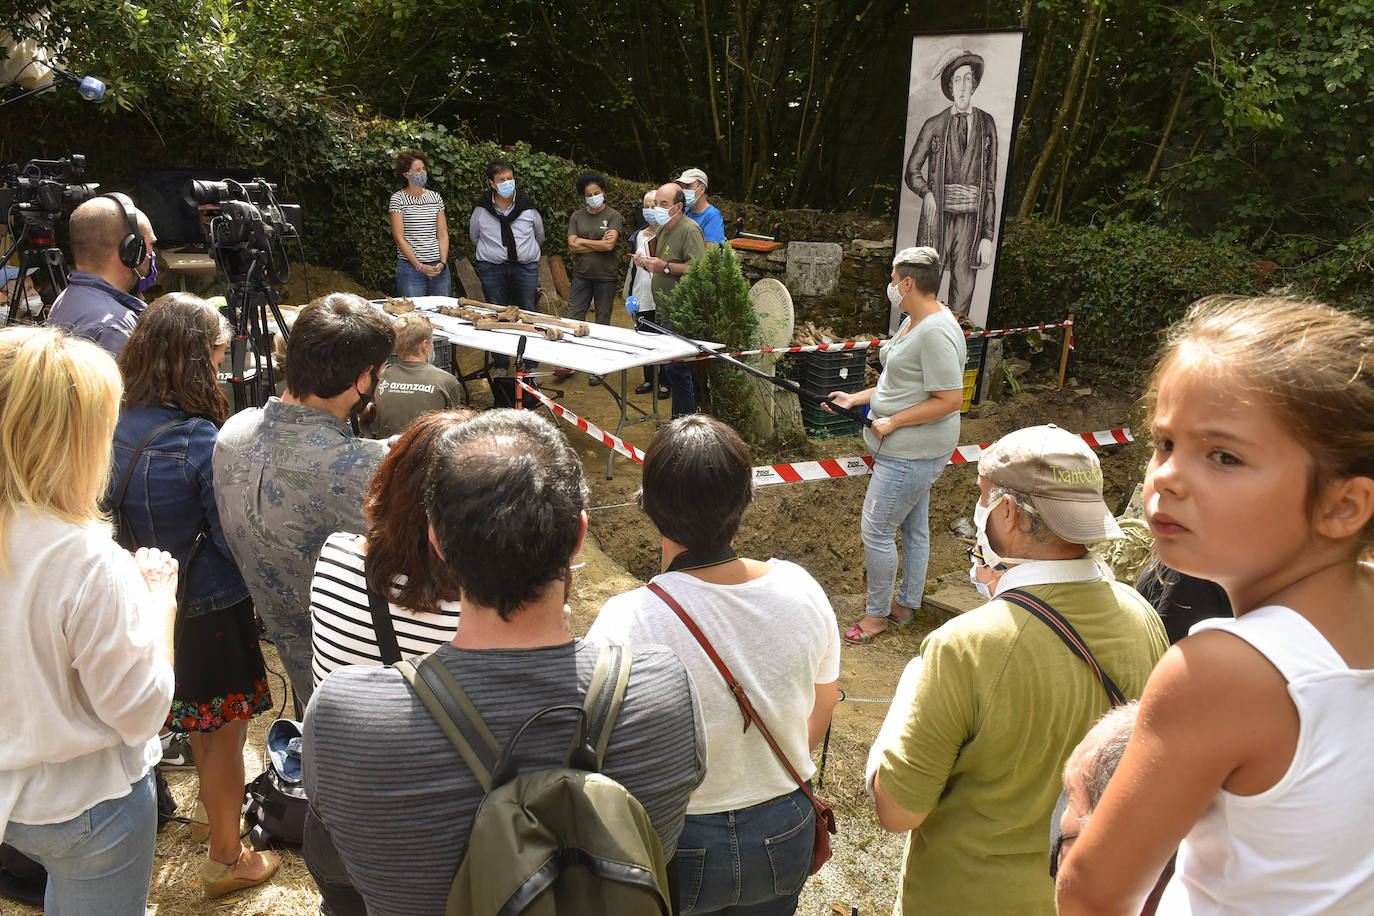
[395,646,671,916]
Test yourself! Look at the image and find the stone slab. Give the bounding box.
[784,241,843,296]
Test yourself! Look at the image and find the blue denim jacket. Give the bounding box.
[108,403,249,617]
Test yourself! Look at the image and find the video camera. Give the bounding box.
[0,155,99,233]
[181,177,302,286]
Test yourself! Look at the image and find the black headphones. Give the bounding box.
[104,192,147,269]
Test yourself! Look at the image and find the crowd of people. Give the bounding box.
[1,171,1371,916]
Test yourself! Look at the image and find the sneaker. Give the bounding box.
[634,381,653,395]
[160,732,195,769]
[588,374,603,387]
[657,387,671,400]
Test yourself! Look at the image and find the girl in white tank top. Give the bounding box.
[1055,297,1374,915]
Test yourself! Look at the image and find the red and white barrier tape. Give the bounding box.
[752,428,1132,486]
[517,383,1133,482]
[516,380,646,463]
[670,318,1074,362]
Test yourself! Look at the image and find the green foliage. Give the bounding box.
[993,218,1262,371]
[658,244,760,436]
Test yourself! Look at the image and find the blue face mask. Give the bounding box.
[683,188,698,207]
[652,205,673,225]
[410,172,427,188]
[496,179,516,198]
[136,254,158,293]
[642,207,656,225]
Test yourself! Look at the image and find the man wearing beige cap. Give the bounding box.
[866,424,1167,915]
[673,167,726,244]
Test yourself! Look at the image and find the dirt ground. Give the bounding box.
[5,300,1147,915]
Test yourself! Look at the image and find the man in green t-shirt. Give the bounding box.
[869,425,1167,915]
[375,313,464,437]
[566,171,624,386]
[631,183,705,417]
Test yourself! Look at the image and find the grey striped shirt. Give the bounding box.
[303,639,706,914]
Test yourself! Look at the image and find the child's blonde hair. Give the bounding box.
[393,313,434,358]
[1150,296,1374,554]
[0,328,123,573]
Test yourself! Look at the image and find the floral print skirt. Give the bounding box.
[166,595,273,733]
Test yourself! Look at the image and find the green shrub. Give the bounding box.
[658,244,760,436]
[993,218,1262,371]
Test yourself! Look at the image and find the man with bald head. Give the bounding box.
[630,182,705,417]
[48,194,158,356]
[903,49,999,319]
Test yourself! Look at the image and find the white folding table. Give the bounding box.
[412,297,722,478]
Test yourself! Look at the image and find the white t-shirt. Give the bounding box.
[631,230,657,311]
[588,559,840,813]
[310,531,462,686]
[0,510,172,839]
[1157,605,1374,915]
[389,189,445,263]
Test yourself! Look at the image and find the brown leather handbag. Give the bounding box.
[646,582,837,874]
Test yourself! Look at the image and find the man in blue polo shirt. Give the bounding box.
[48,195,158,356]
[673,168,726,245]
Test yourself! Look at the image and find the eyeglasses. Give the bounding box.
[1048,813,1091,881]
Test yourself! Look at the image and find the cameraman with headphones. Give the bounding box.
[48,193,158,357]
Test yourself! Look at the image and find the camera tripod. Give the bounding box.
[220,246,291,413]
[2,212,69,324]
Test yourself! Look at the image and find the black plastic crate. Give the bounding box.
[800,349,867,393]
[385,331,453,372]
[800,400,861,439]
[965,336,985,371]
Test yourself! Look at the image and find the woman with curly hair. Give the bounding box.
[109,293,277,898]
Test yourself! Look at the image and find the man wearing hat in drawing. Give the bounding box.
[904,49,999,320]
[864,425,1167,914]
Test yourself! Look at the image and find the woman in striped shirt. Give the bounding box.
[389,149,450,298]
[309,409,471,685]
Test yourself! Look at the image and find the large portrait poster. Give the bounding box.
[894,30,1025,331]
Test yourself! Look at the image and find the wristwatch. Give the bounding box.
[663,264,671,275]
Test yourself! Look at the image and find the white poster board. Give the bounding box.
[894,30,1025,331]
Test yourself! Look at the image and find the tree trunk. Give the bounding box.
[1012,10,1058,179]
[1050,15,1101,222]
[1143,69,1191,188]
[1018,0,1103,218]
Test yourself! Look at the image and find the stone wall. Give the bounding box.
[734,232,895,339]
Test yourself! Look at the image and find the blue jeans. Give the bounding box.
[396,259,451,298]
[675,786,815,915]
[4,772,156,915]
[476,261,540,369]
[862,453,947,615]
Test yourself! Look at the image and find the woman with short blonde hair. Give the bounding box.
[1,327,177,915]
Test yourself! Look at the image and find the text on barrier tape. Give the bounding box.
[751,428,1133,486]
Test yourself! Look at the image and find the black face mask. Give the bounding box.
[351,369,379,419]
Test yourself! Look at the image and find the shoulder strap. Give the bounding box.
[999,588,1127,707]
[362,555,402,665]
[577,645,632,770]
[108,417,185,514]
[646,581,829,815]
[396,654,503,792]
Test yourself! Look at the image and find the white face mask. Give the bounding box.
[652,205,673,225]
[683,188,698,207]
[21,295,43,316]
[887,280,904,308]
[974,494,1035,568]
[586,193,604,209]
[969,560,993,599]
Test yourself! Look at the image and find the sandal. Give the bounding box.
[189,797,209,843]
[844,622,878,644]
[889,603,916,627]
